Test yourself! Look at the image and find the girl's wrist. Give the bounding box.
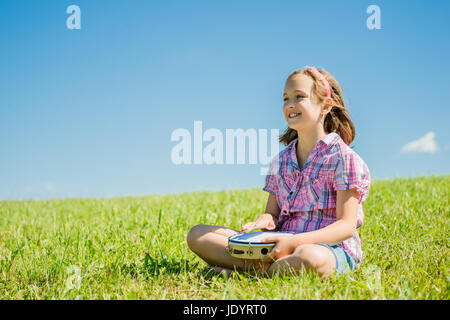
[292,232,306,247]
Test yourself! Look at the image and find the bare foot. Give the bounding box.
[207,266,235,277]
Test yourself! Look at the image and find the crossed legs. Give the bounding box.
[187,224,336,277]
[186,224,271,275]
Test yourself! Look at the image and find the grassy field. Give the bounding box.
[0,175,448,299]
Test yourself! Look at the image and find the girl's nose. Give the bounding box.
[286,103,295,109]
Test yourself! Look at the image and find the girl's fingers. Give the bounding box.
[242,218,272,232]
[261,237,275,243]
[254,221,266,228]
[241,222,255,232]
[254,221,271,230]
[266,221,276,230]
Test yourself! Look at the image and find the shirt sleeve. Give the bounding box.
[333,150,371,204]
[262,155,280,195]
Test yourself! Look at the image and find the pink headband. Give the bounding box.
[306,66,332,99]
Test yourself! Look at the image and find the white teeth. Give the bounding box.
[289,113,300,118]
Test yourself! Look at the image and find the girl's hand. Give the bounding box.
[260,235,296,263]
[241,213,278,233]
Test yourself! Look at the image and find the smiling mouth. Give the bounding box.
[289,112,301,119]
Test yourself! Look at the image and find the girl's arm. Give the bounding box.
[261,193,281,231]
[265,193,281,219]
[290,188,359,246]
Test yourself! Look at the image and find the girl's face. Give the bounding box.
[283,73,325,132]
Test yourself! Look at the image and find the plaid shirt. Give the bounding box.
[263,132,371,268]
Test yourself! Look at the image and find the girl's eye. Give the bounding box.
[283,95,304,102]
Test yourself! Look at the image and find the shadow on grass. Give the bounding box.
[196,263,328,282]
[122,252,274,281]
[122,253,200,278]
[196,266,240,281]
[196,265,274,282]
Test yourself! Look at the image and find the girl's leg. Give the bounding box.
[265,244,336,277]
[187,224,271,274]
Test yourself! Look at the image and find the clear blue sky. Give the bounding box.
[1,0,449,200]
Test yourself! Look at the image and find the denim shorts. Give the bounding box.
[317,243,356,275]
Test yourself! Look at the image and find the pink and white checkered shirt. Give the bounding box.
[263,132,371,268]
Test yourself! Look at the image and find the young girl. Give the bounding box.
[187,66,371,277]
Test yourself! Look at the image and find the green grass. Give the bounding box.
[0,175,449,299]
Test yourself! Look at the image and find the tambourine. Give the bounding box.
[227,231,294,259]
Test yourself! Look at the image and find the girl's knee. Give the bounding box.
[186,224,237,252]
[186,224,207,251]
[294,244,332,272]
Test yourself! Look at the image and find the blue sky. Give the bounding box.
[1,0,449,200]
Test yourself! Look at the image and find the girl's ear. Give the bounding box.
[322,97,333,115]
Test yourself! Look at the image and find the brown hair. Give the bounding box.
[279,67,356,146]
